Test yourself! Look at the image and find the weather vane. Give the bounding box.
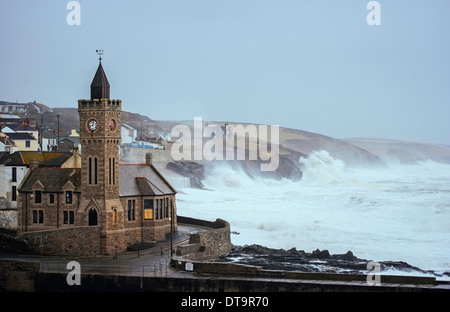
[96,49,104,63]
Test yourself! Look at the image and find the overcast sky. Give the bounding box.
[1,1,449,144]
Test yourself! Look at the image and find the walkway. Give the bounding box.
[0,225,203,278]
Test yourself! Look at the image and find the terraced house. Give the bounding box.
[17,60,177,256]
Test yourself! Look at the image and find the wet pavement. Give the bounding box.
[0,225,204,278]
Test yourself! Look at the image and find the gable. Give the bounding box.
[31,180,44,190]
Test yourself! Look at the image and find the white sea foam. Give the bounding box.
[177,150,450,278]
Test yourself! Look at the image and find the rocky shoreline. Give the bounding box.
[219,244,450,279]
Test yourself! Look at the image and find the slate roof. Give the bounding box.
[19,168,81,193]
[6,132,36,140]
[0,151,23,166]
[0,151,73,167]
[19,163,176,196]
[91,62,110,100]
[11,123,38,132]
[119,164,177,197]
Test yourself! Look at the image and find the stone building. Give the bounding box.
[17,60,177,256]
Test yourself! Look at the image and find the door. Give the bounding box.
[88,208,98,226]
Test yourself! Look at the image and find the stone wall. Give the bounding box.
[1,268,443,292]
[170,259,438,286]
[19,226,102,256]
[0,259,444,292]
[0,210,17,229]
[176,217,232,261]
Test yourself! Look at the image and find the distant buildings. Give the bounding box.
[0,116,39,152]
[0,102,28,114]
[121,123,137,144]
[0,151,78,211]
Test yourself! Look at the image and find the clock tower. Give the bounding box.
[77,57,126,255]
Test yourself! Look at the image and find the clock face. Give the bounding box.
[109,119,116,131]
[88,119,98,131]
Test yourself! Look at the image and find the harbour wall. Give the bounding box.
[0,259,446,292]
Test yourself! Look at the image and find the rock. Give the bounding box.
[237,154,303,181]
[166,161,205,188]
[220,245,444,277]
[333,251,357,261]
[310,249,331,259]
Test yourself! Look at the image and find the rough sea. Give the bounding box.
[177,150,450,279]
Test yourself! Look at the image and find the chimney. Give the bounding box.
[29,158,39,171]
[146,153,153,166]
[71,146,79,156]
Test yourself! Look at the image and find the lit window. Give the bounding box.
[144,199,153,220]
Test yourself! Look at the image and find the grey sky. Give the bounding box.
[0,1,449,144]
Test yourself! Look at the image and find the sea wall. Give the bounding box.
[176,216,232,261]
[170,259,438,286]
[33,272,442,292]
[0,260,443,292]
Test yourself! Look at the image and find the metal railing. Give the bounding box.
[39,258,171,277]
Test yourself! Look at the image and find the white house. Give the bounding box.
[0,152,27,209]
[121,123,137,144]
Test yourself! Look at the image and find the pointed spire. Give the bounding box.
[90,50,110,100]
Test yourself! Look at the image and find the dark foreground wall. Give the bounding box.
[28,272,450,292]
[1,260,447,292]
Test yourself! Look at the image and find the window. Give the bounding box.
[88,157,98,185]
[11,186,16,201]
[144,199,153,220]
[155,199,159,220]
[160,199,163,219]
[49,193,55,204]
[94,158,97,184]
[63,211,74,224]
[66,191,73,204]
[12,167,17,182]
[25,141,31,148]
[109,158,112,185]
[89,158,92,184]
[109,157,116,185]
[33,210,44,224]
[127,200,135,221]
[112,157,115,184]
[165,198,169,218]
[113,209,117,224]
[35,191,42,204]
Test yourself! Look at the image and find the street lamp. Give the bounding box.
[170,198,174,258]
